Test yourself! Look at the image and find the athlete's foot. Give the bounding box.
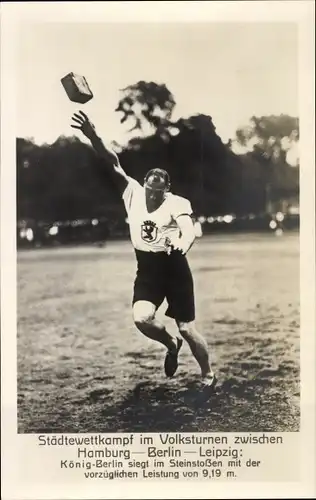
[201,371,218,391]
[164,337,183,378]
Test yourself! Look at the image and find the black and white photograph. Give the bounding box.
[1,2,315,498]
[14,18,304,436]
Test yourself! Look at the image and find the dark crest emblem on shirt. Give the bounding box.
[141,220,158,242]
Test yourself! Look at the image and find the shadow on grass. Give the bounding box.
[17,370,300,433]
[94,369,299,432]
[97,377,231,432]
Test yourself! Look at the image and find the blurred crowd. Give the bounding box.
[17,208,299,249]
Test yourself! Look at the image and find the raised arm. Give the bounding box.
[71,110,128,193]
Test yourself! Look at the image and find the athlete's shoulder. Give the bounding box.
[123,176,142,195]
[122,176,143,208]
[166,192,193,218]
[127,176,143,189]
[167,192,190,203]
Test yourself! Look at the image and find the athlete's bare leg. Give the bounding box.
[176,320,214,378]
[133,300,178,351]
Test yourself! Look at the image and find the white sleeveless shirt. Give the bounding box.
[122,177,193,253]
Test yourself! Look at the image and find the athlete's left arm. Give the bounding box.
[173,215,196,255]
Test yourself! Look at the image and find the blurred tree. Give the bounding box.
[115,81,176,139]
[120,110,233,215]
[167,114,232,214]
[232,115,299,213]
[234,114,299,166]
[16,136,122,223]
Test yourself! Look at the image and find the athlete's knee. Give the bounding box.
[133,301,156,327]
[177,321,196,338]
[134,316,154,329]
[177,321,207,345]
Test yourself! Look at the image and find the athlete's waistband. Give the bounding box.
[134,248,167,258]
[134,248,185,262]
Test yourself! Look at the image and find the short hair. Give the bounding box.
[144,168,170,191]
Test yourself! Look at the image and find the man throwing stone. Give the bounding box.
[71,110,217,389]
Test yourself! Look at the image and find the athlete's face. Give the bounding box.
[144,173,168,210]
[145,185,166,209]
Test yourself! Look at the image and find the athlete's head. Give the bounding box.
[144,169,170,206]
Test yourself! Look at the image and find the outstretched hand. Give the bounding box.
[71,111,96,140]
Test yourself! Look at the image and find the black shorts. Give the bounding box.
[132,249,195,322]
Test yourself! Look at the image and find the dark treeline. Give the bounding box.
[17,81,299,239]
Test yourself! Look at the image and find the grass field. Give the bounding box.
[17,232,300,433]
